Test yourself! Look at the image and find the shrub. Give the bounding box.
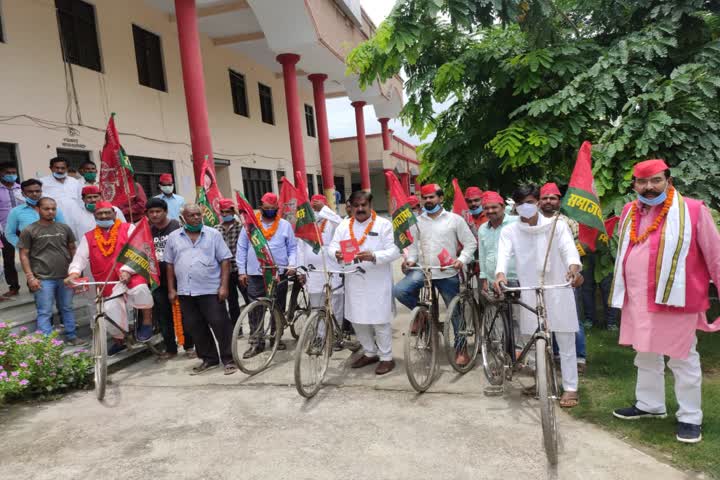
[0,322,93,403]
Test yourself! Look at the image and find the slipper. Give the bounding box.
[223,363,237,375]
[560,391,579,408]
[522,384,537,397]
[190,361,218,375]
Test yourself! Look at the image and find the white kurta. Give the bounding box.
[329,215,401,325]
[495,214,580,334]
[39,175,85,240]
[297,206,344,294]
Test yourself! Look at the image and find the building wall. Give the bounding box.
[0,0,321,200]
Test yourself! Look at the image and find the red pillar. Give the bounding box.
[352,101,370,191]
[175,0,215,184]
[277,53,307,181]
[379,117,391,150]
[308,74,335,209]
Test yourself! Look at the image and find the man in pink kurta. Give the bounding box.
[610,159,720,444]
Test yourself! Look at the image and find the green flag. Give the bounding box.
[197,186,219,226]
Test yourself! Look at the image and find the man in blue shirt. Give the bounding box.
[236,192,297,357]
[154,173,185,220]
[165,204,235,375]
[0,163,23,297]
[6,179,66,248]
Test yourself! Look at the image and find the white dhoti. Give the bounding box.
[353,323,393,361]
[103,283,153,338]
[554,331,578,392]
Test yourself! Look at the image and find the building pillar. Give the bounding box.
[379,117,391,150]
[174,0,215,184]
[308,74,335,209]
[277,53,307,182]
[352,101,370,191]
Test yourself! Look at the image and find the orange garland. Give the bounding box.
[349,210,377,247]
[630,187,674,244]
[172,299,185,346]
[94,219,121,257]
[318,219,328,236]
[255,211,281,240]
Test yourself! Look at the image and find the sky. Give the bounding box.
[326,1,421,144]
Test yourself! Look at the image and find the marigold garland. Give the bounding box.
[172,299,185,346]
[255,211,281,240]
[349,210,377,247]
[630,187,674,244]
[94,219,121,257]
[318,219,328,236]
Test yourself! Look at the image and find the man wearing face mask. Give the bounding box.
[407,195,422,217]
[465,186,487,229]
[495,184,583,408]
[609,160,720,444]
[77,160,98,186]
[65,202,155,351]
[394,184,477,366]
[236,192,297,357]
[39,157,85,242]
[477,191,518,293]
[154,173,185,221]
[0,163,24,298]
[76,185,126,238]
[6,179,67,249]
[215,198,250,328]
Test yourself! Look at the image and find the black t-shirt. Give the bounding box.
[151,219,181,287]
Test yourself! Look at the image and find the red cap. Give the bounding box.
[81,185,101,196]
[633,159,669,179]
[420,184,441,196]
[540,182,561,197]
[464,186,483,199]
[261,192,278,206]
[311,194,327,204]
[482,191,504,207]
[159,173,173,184]
[218,198,234,210]
[407,195,419,207]
[95,201,113,211]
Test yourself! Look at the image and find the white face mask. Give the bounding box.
[160,185,174,195]
[516,202,538,219]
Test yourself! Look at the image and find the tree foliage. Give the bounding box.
[347,0,720,213]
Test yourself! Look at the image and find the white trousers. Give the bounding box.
[635,337,702,425]
[353,322,393,361]
[553,332,578,392]
[104,283,154,339]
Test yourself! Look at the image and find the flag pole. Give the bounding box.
[121,161,134,224]
[540,212,561,287]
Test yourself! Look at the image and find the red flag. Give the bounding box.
[384,171,416,249]
[236,191,275,286]
[198,155,222,219]
[116,217,160,290]
[100,114,136,208]
[452,178,471,222]
[292,173,322,251]
[279,176,299,225]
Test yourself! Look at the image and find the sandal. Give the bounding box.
[560,391,579,408]
[522,384,537,397]
[223,363,237,375]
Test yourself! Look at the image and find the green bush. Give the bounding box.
[0,322,93,403]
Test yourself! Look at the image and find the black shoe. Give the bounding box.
[613,405,667,420]
[276,340,287,351]
[243,343,265,359]
[191,361,219,375]
[676,422,702,443]
[333,339,343,352]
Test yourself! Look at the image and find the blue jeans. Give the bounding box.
[35,279,77,339]
[581,253,619,328]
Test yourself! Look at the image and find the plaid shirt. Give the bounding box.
[215,219,243,272]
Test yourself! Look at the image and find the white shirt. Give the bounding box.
[406,209,478,279]
[297,206,344,294]
[39,175,85,239]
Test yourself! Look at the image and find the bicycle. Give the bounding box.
[231,267,311,375]
[403,265,481,393]
[293,265,365,398]
[480,280,572,465]
[73,280,162,401]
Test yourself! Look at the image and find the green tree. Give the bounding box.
[347,0,720,213]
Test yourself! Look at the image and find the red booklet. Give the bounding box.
[340,238,360,264]
[72,277,90,293]
[437,248,454,267]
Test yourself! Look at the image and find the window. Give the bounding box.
[55,0,102,72]
[132,25,166,92]
[276,170,285,186]
[0,142,18,167]
[242,167,272,208]
[306,174,315,196]
[129,155,173,197]
[56,148,91,171]
[0,0,5,43]
[258,83,274,125]
[304,104,316,137]
[229,70,249,117]
[334,176,345,203]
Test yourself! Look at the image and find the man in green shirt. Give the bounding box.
[478,191,518,292]
[17,197,84,345]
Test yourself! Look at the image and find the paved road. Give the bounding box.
[1,309,691,480]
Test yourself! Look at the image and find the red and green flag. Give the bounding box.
[561,141,608,253]
[384,171,417,249]
[236,191,275,287]
[196,185,219,226]
[451,178,471,223]
[100,113,136,210]
[279,174,322,253]
[195,156,220,226]
[116,217,160,290]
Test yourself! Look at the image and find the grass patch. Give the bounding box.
[571,328,720,478]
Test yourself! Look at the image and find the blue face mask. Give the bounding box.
[469,206,483,215]
[638,188,667,206]
[25,197,38,206]
[2,174,17,183]
[222,215,235,223]
[262,209,277,219]
[52,172,67,180]
[424,204,442,214]
[96,219,115,229]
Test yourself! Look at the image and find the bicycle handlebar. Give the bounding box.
[500,281,572,292]
[298,265,366,275]
[71,281,122,286]
[406,265,458,271]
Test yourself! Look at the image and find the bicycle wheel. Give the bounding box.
[294,309,333,398]
[536,336,559,465]
[232,300,284,375]
[444,294,481,373]
[93,316,108,401]
[289,288,310,339]
[404,306,438,393]
[480,303,508,386]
